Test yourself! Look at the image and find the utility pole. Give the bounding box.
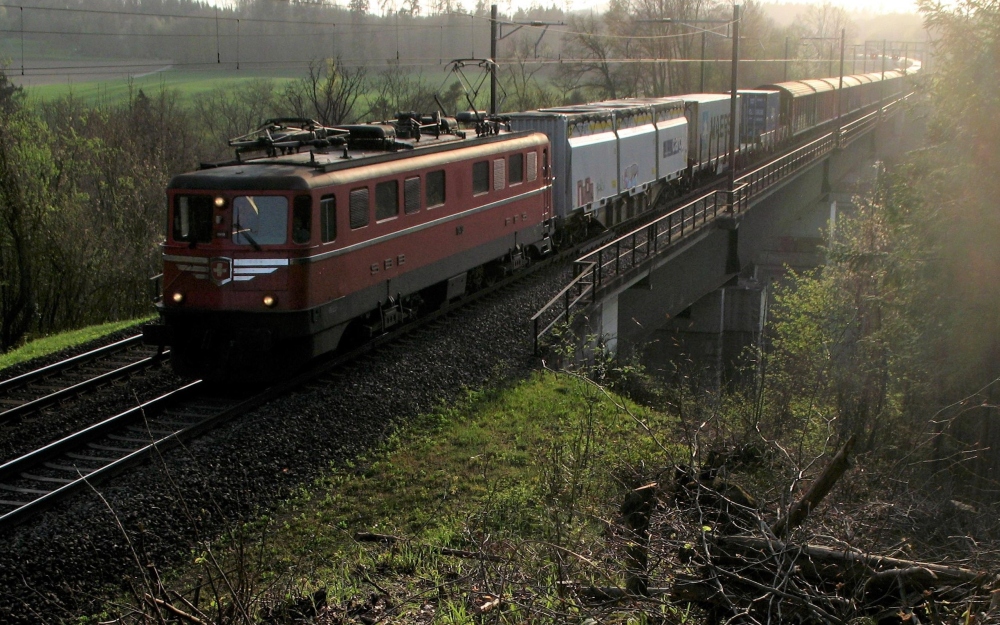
[783,36,789,81]
[836,28,845,145]
[880,39,887,114]
[727,3,740,195]
[490,4,498,115]
[700,31,707,92]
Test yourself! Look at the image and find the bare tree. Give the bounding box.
[501,30,558,111]
[559,11,637,100]
[192,79,280,158]
[282,58,367,126]
[792,1,853,78]
[365,64,437,120]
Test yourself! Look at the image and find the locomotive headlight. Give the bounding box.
[214,196,226,208]
[263,295,277,308]
[172,292,185,304]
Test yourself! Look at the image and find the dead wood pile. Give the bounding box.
[601,436,1000,624]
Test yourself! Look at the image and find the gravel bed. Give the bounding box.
[0,364,190,462]
[0,263,571,624]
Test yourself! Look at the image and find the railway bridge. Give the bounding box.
[532,94,927,381]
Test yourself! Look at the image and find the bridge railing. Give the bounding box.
[531,94,913,353]
[531,186,750,354]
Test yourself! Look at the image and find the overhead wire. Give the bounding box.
[0,3,340,26]
[0,2,769,80]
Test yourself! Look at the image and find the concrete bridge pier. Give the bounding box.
[575,99,928,381]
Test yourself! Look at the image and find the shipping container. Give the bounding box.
[684,93,741,173]
[738,90,781,149]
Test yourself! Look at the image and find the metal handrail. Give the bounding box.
[531,261,596,354]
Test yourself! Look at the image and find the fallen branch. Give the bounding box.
[353,531,505,562]
[716,535,987,586]
[143,594,207,625]
[771,435,855,537]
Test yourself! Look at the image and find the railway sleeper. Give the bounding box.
[19,473,74,484]
[0,483,48,495]
[44,462,99,475]
[108,434,158,444]
[65,452,117,463]
[127,425,176,436]
[87,443,141,453]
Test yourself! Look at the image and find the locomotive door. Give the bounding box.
[542,148,551,219]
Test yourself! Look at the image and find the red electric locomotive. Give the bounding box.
[143,116,553,380]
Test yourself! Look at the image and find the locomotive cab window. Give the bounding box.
[232,196,288,246]
[509,153,524,185]
[173,195,213,243]
[426,170,445,208]
[375,180,399,221]
[292,196,312,244]
[320,195,336,242]
[472,161,489,195]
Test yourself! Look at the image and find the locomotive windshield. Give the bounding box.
[232,196,288,246]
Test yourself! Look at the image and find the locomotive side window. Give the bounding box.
[426,170,446,207]
[509,153,524,185]
[375,180,398,221]
[173,195,214,243]
[349,188,369,229]
[472,161,489,195]
[320,195,336,242]
[404,177,420,214]
[232,196,288,246]
[292,196,312,244]
[493,158,506,191]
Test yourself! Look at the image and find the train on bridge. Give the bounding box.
[143,60,918,381]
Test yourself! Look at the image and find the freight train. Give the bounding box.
[143,61,917,381]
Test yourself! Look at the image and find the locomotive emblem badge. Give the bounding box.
[209,257,233,286]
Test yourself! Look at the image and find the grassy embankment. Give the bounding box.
[105,370,687,622]
[0,317,153,371]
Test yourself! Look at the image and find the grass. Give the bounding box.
[22,69,301,106]
[111,369,688,622]
[0,316,154,372]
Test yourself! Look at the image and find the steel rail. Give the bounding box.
[0,334,144,394]
[0,381,206,529]
[0,233,572,532]
[0,352,169,423]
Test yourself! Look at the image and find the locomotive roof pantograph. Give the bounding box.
[171,115,545,192]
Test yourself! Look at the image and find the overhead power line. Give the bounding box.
[0,3,338,26]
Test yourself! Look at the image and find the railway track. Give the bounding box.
[0,335,167,423]
[0,161,736,533]
[0,250,565,532]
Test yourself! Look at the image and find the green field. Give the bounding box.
[21,68,301,105]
